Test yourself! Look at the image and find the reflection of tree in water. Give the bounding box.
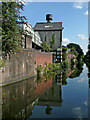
[62,71,67,85]
[36,75,43,84]
[85,60,90,88]
[85,54,90,88]
[84,36,90,88]
[46,105,52,114]
[69,62,84,78]
[55,62,84,86]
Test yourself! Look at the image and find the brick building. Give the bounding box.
[34,14,64,63]
[34,14,64,49]
[20,22,42,50]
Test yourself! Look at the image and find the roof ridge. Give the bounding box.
[35,22,62,24]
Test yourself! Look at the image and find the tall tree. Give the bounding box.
[49,33,55,50]
[2,1,27,57]
[41,41,50,52]
[69,47,78,57]
[62,46,67,61]
[67,43,84,61]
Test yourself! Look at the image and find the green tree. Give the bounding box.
[67,43,84,61]
[0,59,4,69]
[2,2,27,57]
[69,62,83,78]
[41,41,50,52]
[49,34,55,50]
[62,46,67,52]
[69,47,78,57]
[62,46,68,61]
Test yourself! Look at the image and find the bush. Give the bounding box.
[0,59,4,69]
[61,61,68,69]
[34,60,36,64]
[71,58,74,65]
[36,65,43,77]
[43,66,48,74]
[41,41,50,52]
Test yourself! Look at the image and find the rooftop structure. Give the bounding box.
[34,14,64,63]
[34,14,64,50]
[46,14,53,23]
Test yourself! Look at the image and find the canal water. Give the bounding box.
[1,63,89,119]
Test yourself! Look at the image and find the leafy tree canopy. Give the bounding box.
[69,47,78,57]
[2,1,27,57]
[49,34,55,50]
[67,43,84,60]
[62,46,67,52]
[67,43,84,56]
[41,41,50,52]
[69,61,84,78]
[61,46,68,61]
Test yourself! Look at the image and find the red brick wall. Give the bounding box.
[1,49,34,85]
[35,78,52,97]
[35,51,52,67]
[1,50,52,86]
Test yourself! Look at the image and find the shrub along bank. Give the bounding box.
[36,59,76,79]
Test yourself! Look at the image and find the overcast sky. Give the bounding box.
[22,2,88,54]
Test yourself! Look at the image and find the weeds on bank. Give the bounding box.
[0,59,4,69]
[36,61,69,81]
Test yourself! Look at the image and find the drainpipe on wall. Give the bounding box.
[60,30,62,63]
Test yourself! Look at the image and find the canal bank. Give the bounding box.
[0,49,52,86]
[0,64,88,119]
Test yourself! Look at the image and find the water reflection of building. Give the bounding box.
[36,82,63,106]
[1,77,53,119]
[1,67,76,119]
[36,74,63,115]
[56,72,62,85]
[2,78,36,119]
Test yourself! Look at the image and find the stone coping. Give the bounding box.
[0,74,36,87]
[18,48,52,55]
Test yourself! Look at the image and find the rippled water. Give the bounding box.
[1,64,89,119]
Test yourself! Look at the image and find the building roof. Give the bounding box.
[34,22,64,31]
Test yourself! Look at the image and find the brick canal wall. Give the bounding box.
[0,49,52,86]
[1,49,34,86]
[35,51,52,67]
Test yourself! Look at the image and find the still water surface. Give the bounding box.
[1,64,88,119]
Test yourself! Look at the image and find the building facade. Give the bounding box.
[34,14,64,63]
[20,22,42,50]
[34,14,64,50]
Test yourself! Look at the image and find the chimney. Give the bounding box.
[46,14,52,23]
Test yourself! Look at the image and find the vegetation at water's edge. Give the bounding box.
[0,59,4,69]
[36,59,84,85]
[36,61,69,80]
